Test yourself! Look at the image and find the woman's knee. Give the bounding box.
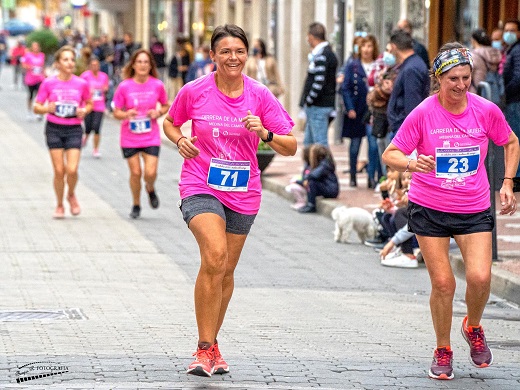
[431,274,456,296]
[466,270,491,291]
[200,246,228,276]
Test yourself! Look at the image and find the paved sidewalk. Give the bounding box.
[259,129,520,305]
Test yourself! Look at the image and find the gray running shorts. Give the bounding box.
[179,194,256,235]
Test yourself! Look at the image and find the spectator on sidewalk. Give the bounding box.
[0,31,6,89]
[397,19,430,68]
[383,41,519,380]
[33,46,92,219]
[387,29,429,137]
[185,44,215,83]
[300,22,338,147]
[285,146,311,210]
[469,28,502,95]
[163,24,296,377]
[298,144,339,213]
[244,38,284,97]
[491,28,506,74]
[502,19,520,175]
[150,35,167,81]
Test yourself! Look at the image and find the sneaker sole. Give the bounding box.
[428,369,454,380]
[187,366,213,377]
[460,325,494,368]
[213,366,230,375]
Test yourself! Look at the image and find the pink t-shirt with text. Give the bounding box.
[168,73,294,215]
[35,75,91,126]
[392,93,511,213]
[80,70,109,112]
[112,77,168,148]
[21,52,45,86]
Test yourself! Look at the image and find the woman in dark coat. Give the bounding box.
[341,40,369,187]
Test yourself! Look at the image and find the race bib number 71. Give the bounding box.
[207,158,250,192]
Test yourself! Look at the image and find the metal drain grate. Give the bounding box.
[0,308,87,321]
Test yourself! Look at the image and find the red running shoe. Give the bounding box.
[428,346,454,380]
[461,315,493,367]
[187,346,215,377]
[213,341,230,374]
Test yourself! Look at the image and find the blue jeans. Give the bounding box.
[505,102,520,176]
[349,137,363,176]
[366,125,383,182]
[304,105,334,147]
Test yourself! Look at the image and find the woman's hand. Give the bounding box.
[414,154,435,173]
[242,110,267,139]
[499,182,517,216]
[76,107,87,119]
[380,240,395,260]
[126,108,138,120]
[177,136,200,159]
[147,109,161,119]
[47,102,56,114]
[347,109,356,119]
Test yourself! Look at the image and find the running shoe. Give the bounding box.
[92,149,101,158]
[53,205,65,219]
[428,346,454,380]
[381,253,418,268]
[212,341,229,374]
[461,316,493,367]
[148,190,159,209]
[67,194,81,216]
[187,346,215,377]
[130,205,141,219]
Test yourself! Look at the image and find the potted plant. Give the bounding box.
[256,141,276,173]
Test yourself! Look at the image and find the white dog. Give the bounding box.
[331,206,377,244]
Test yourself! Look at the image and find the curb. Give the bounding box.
[263,175,520,306]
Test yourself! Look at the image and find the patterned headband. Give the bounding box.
[432,47,473,76]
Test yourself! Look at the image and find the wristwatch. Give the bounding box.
[261,131,274,143]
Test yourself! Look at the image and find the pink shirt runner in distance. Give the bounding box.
[392,93,512,214]
[80,70,109,112]
[35,75,91,126]
[168,72,294,215]
[112,77,168,148]
[21,51,45,86]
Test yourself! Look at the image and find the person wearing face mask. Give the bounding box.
[491,28,506,74]
[244,38,284,97]
[468,28,502,95]
[186,45,215,83]
[503,20,520,176]
[386,29,429,138]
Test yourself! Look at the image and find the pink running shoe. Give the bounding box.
[213,341,230,374]
[92,149,101,158]
[187,346,215,377]
[461,316,493,367]
[53,205,65,219]
[67,194,81,216]
[428,346,454,380]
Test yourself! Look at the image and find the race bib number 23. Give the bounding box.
[435,146,480,178]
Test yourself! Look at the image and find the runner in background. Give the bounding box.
[21,41,46,121]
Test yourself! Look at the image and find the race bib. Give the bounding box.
[55,101,78,118]
[207,158,251,192]
[32,66,42,75]
[92,88,103,101]
[435,146,480,178]
[129,117,152,133]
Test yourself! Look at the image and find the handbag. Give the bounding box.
[371,111,389,138]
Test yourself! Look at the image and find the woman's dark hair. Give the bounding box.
[472,28,491,46]
[211,24,249,53]
[429,41,467,93]
[256,38,267,57]
[122,49,158,80]
[309,144,335,170]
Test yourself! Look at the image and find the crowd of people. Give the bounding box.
[1,16,519,382]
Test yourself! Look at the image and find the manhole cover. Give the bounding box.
[0,308,87,321]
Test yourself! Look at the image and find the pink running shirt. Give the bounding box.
[35,75,91,126]
[112,77,168,148]
[21,51,45,86]
[168,73,294,215]
[80,70,109,112]
[392,93,512,213]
